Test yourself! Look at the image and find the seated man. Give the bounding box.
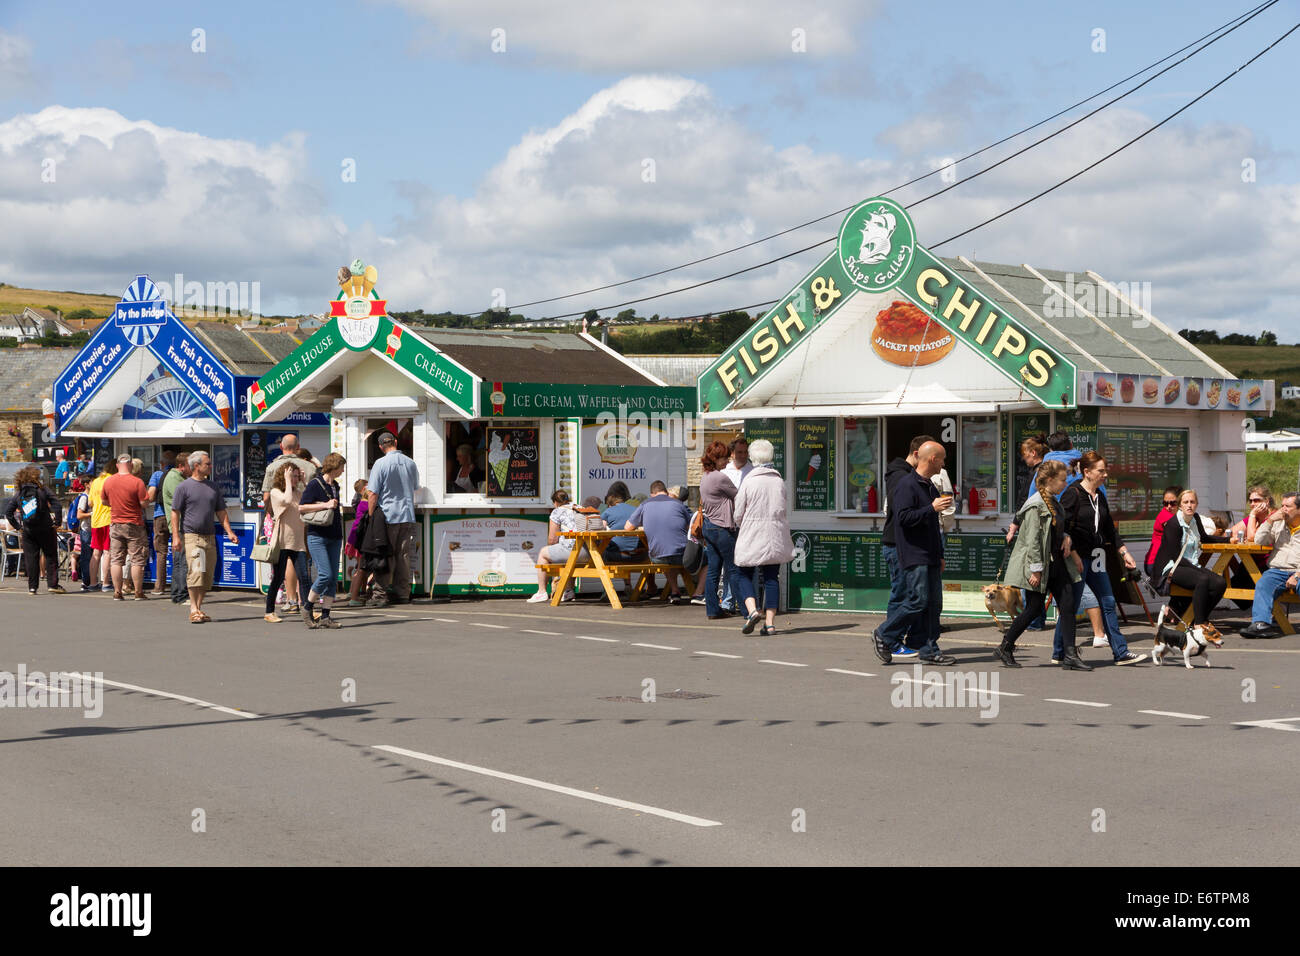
[626,480,690,604]
[1241,491,1300,638]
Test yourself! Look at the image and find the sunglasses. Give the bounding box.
[1249,498,1265,503]
[1163,500,1178,506]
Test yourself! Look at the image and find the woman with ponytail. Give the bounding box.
[997,460,1085,669]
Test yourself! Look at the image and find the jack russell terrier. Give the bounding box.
[1151,605,1223,668]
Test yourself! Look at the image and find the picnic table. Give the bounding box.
[537,528,695,610]
[1171,541,1297,633]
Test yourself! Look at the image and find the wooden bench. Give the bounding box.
[537,561,695,609]
[1170,584,1299,634]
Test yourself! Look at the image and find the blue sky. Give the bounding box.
[2,0,1297,333]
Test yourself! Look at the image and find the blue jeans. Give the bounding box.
[882,544,919,648]
[733,563,779,612]
[877,562,942,658]
[1055,563,1128,660]
[171,545,188,601]
[1251,567,1293,624]
[306,534,343,602]
[701,519,738,618]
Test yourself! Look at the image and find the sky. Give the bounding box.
[1,0,1298,336]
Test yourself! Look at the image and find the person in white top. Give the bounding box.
[722,437,753,489]
[931,467,955,536]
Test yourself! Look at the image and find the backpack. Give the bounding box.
[18,484,50,527]
[67,492,88,533]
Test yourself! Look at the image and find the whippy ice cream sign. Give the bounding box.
[53,275,237,434]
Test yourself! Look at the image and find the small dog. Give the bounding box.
[1151,605,1223,668]
[982,584,1023,632]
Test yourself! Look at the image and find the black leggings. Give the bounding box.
[22,528,58,590]
[266,548,310,613]
[1004,563,1075,649]
[1169,560,1226,623]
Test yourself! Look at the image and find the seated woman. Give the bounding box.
[528,489,579,604]
[1151,488,1228,626]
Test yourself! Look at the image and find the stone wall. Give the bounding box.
[0,416,41,463]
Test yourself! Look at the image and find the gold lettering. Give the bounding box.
[772,303,806,344]
[942,286,981,331]
[1022,349,1056,387]
[718,357,740,396]
[975,311,999,345]
[752,326,779,364]
[739,345,758,375]
[992,324,1027,358]
[915,268,947,306]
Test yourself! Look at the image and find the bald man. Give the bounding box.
[873,441,957,666]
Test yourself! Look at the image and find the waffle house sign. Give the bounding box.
[698,198,1076,412]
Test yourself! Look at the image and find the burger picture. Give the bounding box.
[1142,377,1159,404]
[1094,376,1115,401]
[1163,378,1180,404]
[1120,376,1136,403]
[1185,378,1202,405]
[871,300,956,367]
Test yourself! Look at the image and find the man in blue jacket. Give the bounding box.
[873,442,957,665]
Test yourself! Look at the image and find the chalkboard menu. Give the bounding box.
[1003,412,1051,512]
[485,426,540,498]
[1098,426,1189,523]
[92,438,114,477]
[242,429,267,509]
[744,418,786,476]
[788,530,1011,613]
[793,418,833,510]
[213,443,241,501]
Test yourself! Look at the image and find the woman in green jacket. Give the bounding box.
[997,460,1087,669]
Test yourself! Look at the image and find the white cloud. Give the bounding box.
[385,0,877,70]
[0,31,36,96]
[0,106,340,314]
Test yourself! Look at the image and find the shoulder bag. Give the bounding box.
[300,477,335,526]
[251,516,283,564]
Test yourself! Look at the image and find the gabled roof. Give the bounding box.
[409,328,658,386]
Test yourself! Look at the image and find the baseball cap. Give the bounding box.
[378,431,396,446]
[117,454,131,463]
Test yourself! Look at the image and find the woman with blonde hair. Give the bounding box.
[1151,488,1228,627]
[997,460,1080,668]
[265,462,315,627]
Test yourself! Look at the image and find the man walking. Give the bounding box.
[879,435,934,655]
[146,450,176,594]
[170,451,238,623]
[873,441,957,666]
[367,431,420,606]
[162,453,192,603]
[103,454,150,601]
[1240,491,1300,638]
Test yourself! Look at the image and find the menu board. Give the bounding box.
[1081,372,1274,413]
[213,443,241,501]
[146,521,257,588]
[92,437,114,477]
[485,426,540,498]
[242,429,267,509]
[744,418,787,476]
[1003,412,1051,512]
[788,530,1011,614]
[430,514,550,595]
[1097,426,1189,523]
[793,418,833,511]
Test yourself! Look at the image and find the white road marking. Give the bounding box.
[758,659,807,668]
[24,681,72,696]
[1138,710,1211,720]
[892,675,1022,697]
[68,673,261,719]
[435,618,459,623]
[373,744,722,828]
[825,668,875,677]
[521,629,561,636]
[1044,698,1110,708]
[631,642,681,651]
[1233,716,1300,732]
[469,622,507,629]
[695,651,742,659]
[574,635,619,643]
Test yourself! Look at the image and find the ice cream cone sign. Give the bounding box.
[362,264,378,297]
[41,398,56,435]
[806,453,822,482]
[216,391,231,430]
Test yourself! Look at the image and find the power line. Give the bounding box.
[499,0,1275,313]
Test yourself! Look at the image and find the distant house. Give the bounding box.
[1281,386,1300,400]
[0,307,75,342]
[1244,429,1300,452]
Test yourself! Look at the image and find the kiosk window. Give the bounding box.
[366,419,414,473]
[842,418,881,512]
[883,416,956,504]
[960,416,999,513]
[445,420,540,498]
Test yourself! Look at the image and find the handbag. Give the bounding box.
[689,508,704,540]
[681,539,703,575]
[300,478,335,526]
[251,519,282,564]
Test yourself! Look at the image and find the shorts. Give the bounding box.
[184,533,217,590]
[109,522,148,568]
[91,525,110,552]
[1077,584,1099,612]
[547,538,574,558]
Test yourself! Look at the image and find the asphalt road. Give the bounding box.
[1,582,1296,866]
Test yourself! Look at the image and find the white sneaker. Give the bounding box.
[560,591,575,603]
[526,592,550,603]
[1091,635,1110,647]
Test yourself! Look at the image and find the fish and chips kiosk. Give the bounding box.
[696,197,1272,616]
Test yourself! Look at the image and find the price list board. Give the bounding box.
[744,418,787,476]
[788,531,1012,615]
[1098,426,1189,523]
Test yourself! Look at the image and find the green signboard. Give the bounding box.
[1056,406,1100,455]
[483,382,696,418]
[1004,411,1051,512]
[698,198,1076,414]
[793,418,833,510]
[744,418,786,476]
[1098,426,1189,525]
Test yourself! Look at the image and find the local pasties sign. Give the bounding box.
[698,198,1077,412]
[247,263,479,421]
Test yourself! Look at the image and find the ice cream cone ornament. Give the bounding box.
[330,259,388,350]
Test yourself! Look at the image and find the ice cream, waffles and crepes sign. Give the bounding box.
[698,198,1077,413]
[247,261,480,422]
[53,275,238,435]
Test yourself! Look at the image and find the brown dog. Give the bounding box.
[982,584,1023,632]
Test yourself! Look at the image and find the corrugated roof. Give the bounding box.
[627,355,717,387]
[0,348,78,411]
[409,328,656,385]
[246,332,299,362]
